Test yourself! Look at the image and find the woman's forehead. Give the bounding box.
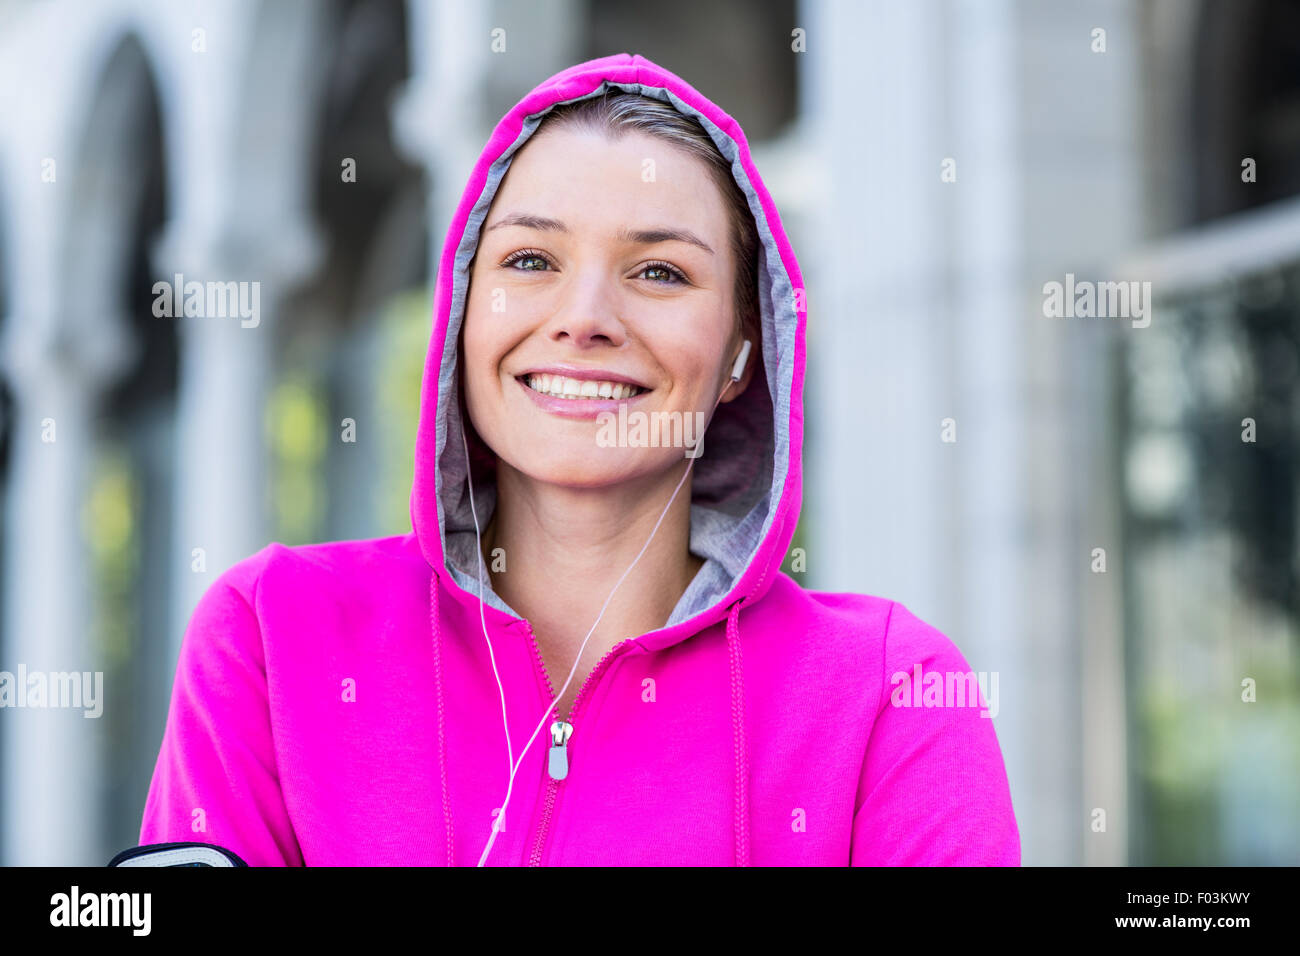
[490,126,730,230]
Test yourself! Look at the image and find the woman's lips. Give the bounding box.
[515,374,653,420]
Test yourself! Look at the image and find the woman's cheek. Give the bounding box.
[461,303,498,379]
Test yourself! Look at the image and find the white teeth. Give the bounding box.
[523,374,645,400]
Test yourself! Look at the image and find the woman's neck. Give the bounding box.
[482,460,704,649]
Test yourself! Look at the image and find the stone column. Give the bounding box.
[1,308,136,864]
[156,223,324,666]
[395,0,492,280]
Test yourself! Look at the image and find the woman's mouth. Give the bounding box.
[514,371,653,420]
[519,373,648,401]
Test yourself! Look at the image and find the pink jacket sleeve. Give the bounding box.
[851,602,1021,865]
[139,562,302,866]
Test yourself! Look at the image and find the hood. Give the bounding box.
[411,53,807,653]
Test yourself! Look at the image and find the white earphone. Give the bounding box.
[730,338,752,384]
[464,339,752,865]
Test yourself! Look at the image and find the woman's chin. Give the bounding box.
[509,444,689,491]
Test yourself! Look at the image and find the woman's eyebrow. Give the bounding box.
[484,213,565,233]
[484,213,713,254]
[618,227,714,255]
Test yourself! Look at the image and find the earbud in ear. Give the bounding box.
[730,339,753,383]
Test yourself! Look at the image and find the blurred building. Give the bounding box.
[0,0,1296,865]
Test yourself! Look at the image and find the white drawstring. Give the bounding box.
[460,419,516,846]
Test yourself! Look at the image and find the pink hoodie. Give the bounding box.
[139,53,1020,866]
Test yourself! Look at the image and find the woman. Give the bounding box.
[139,53,1020,865]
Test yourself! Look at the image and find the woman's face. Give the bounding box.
[462,125,747,490]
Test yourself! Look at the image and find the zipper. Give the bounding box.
[521,618,630,866]
[547,720,573,779]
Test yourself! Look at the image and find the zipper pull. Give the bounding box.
[547,720,573,780]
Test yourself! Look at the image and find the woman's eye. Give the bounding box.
[639,262,687,283]
[502,250,551,271]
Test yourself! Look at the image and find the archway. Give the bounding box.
[66,33,172,864]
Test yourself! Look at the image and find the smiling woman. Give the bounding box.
[137,53,1020,867]
[459,92,763,809]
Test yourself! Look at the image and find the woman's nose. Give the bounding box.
[543,272,627,347]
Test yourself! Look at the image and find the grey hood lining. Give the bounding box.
[433,79,796,630]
